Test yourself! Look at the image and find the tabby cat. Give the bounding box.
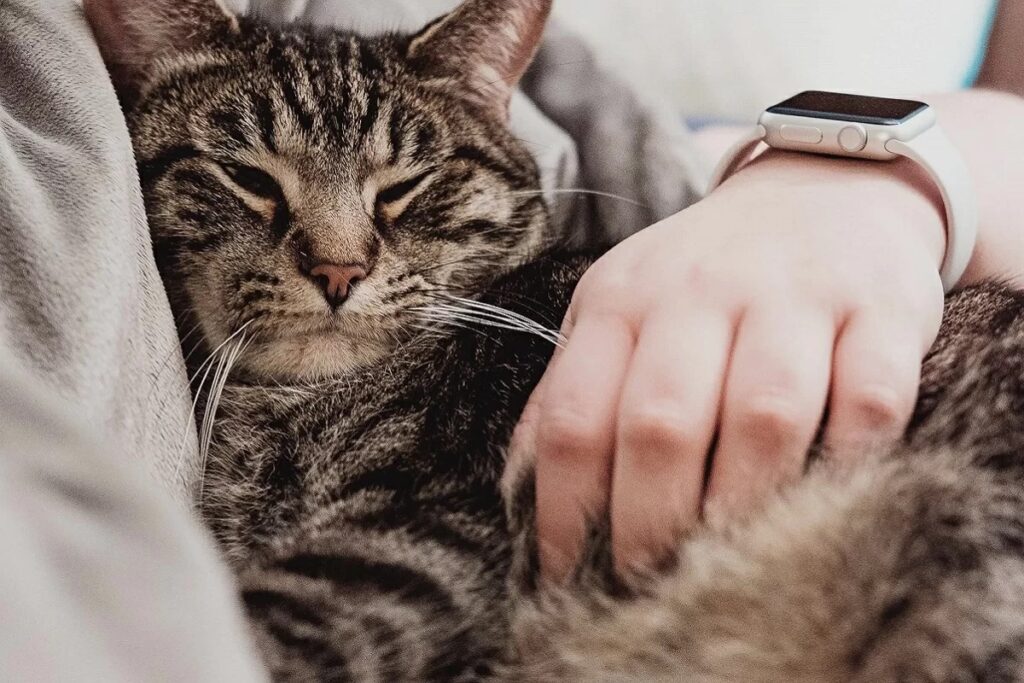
[86,0,1024,680]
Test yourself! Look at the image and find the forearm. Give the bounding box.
[930,89,1024,286]
[978,0,1024,98]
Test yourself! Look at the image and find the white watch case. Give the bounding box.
[759,105,937,161]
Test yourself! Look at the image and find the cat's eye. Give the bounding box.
[376,170,433,208]
[221,163,282,200]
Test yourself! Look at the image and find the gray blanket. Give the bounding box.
[1,6,266,678]
[0,0,704,679]
[0,0,198,498]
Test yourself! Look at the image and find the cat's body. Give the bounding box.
[212,264,1024,683]
[203,256,585,679]
[83,0,1024,680]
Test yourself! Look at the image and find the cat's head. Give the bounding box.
[85,0,553,380]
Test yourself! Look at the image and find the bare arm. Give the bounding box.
[932,89,1024,287]
[523,9,1024,580]
[978,0,1024,97]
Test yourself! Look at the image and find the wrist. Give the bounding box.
[710,148,948,269]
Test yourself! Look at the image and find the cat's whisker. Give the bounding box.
[180,324,210,365]
[509,188,650,209]
[415,300,566,349]
[438,295,566,342]
[174,321,254,484]
[469,290,563,328]
[408,323,450,342]
[197,332,250,505]
[412,315,506,347]
[422,304,551,340]
[420,293,566,342]
[187,323,251,388]
[141,320,205,434]
[176,351,219,480]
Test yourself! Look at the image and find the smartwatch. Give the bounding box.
[707,90,977,292]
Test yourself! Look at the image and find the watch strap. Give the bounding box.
[885,125,978,292]
[706,124,766,194]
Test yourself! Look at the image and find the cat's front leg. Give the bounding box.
[237,506,512,682]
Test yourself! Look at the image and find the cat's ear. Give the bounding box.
[407,0,552,118]
[83,0,239,95]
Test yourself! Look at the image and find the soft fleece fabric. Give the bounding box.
[0,2,265,680]
[0,0,199,496]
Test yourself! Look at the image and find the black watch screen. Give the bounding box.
[767,90,929,126]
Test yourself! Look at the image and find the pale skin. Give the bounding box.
[512,4,1024,581]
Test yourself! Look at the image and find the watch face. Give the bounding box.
[767,90,929,126]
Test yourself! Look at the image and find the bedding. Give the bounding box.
[0,0,197,494]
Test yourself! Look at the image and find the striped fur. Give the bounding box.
[87,0,1024,680]
[94,0,566,678]
[207,256,586,680]
[118,1,552,381]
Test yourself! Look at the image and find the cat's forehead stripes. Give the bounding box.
[135,20,544,187]
[265,35,322,138]
[128,15,551,380]
[218,30,423,164]
[254,93,279,154]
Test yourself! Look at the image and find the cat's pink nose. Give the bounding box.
[309,263,367,308]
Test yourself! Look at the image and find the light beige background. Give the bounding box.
[551,0,996,119]
[138,0,998,119]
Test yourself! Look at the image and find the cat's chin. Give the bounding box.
[236,331,395,382]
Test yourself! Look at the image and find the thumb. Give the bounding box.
[501,357,555,500]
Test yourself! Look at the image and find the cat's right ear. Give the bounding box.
[83,0,239,97]
[407,0,553,119]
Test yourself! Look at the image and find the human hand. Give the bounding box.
[510,150,948,581]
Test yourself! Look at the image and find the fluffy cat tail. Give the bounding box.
[506,451,1024,682]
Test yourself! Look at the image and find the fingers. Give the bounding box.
[502,348,554,501]
[823,313,924,459]
[534,312,634,582]
[705,309,834,517]
[506,310,576,492]
[610,306,732,576]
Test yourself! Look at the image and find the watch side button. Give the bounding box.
[780,124,824,144]
[838,125,868,152]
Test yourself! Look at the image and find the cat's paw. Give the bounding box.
[501,418,542,595]
[502,400,541,533]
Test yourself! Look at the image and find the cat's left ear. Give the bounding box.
[84,0,239,97]
[407,0,553,119]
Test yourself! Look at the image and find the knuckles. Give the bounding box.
[572,262,638,318]
[842,385,910,432]
[730,394,809,455]
[617,408,704,458]
[536,407,607,462]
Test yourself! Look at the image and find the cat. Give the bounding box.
[85,0,1024,680]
